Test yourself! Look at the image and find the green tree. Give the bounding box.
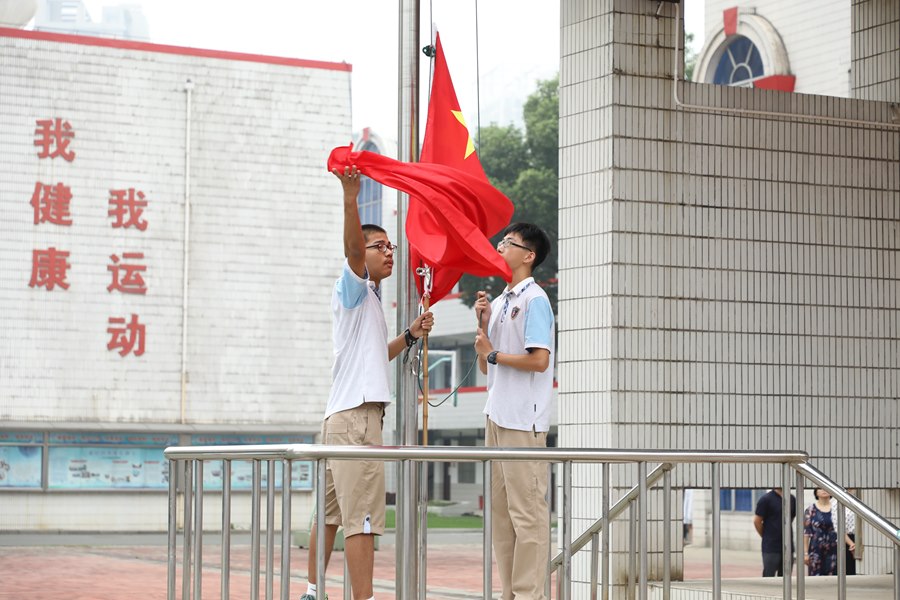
[458,75,559,314]
[684,32,698,82]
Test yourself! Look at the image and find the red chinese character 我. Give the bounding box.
[34,118,75,161]
[107,252,147,295]
[29,247,71,290]
[108,188,148,230]
[31,182,73,226]
[107,314,146,357]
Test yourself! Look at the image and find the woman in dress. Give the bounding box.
[804,488,838,575]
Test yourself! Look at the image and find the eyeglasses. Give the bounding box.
[366,241,398,255]
[497,238,533,252]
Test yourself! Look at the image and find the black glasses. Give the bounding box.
[497,238,533,252]
[366,241,398,255]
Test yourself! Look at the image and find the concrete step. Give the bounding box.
[649,575,895,600]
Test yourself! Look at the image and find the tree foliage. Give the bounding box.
[457,75,559,314]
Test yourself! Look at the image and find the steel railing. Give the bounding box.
[164,444,900,600]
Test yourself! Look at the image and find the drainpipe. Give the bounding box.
[181,78,194,424]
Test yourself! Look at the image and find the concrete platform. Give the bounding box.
[651,575,896,600]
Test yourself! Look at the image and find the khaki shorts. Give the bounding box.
[320,402,385,538]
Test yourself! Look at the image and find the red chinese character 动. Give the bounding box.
[29,247,71,290]
[108,188,148,230]
[107,252,147,294]
[107,314,146,357]
[31,182,73,226]
[34,118,75,161]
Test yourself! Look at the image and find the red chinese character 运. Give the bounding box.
[107,252,147,295]
[31,182,73,226]
[107,314,146,357]
[29,247,71,291]
[34,118,75,161]
[108,188,148,230]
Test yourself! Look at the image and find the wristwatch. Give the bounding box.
[487,351,499,365]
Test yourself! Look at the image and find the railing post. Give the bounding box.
[795,470,804,600]
[483,459,492,600]
[894,544,900,600]
[223,460,232,600]
[344,560,351,600]
[781,462,791,600]
[837,500,846,600]
[193,460,204,600]
[562,460,572,600]
[663,470,671,600]
[590,531,600,600]
[418,460,428,600]
[251,460,261,600]
[316,458,327,598]
[167,459,177,600]
[711,463,721,600]
[182,460,193,600]
[602,462,610,600]
[629,499,636,600]
[638,462,648,600]
[280,459,291,600]
[266,460,276,600]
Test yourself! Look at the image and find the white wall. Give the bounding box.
[0,30,349,430]
[560,0,899,594]
[0,28,351,530]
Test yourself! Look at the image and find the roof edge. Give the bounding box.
[0,26,352,72]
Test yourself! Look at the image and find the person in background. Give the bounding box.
[683,489,694,545]
[804,488,838,576]
[753,487,797,577]
[832,489,857,575]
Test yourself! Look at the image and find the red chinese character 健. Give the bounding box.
[29,247,71,291]
[107,252,147,294]
[108,188,148,230]
[107,314,146,357]
[31,182,73,226]
[34,118,75,161]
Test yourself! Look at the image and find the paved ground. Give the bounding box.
[0,533,891,599]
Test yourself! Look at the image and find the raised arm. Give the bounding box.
[333,165,365,277]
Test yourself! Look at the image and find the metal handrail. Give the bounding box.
[548,462,674,569]
[794,462,900,546]
[164,443,809,464]
[165,444,900,600]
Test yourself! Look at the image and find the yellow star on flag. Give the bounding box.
[451,109,476,159]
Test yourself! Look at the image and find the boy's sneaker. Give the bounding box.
[299,594,327,600]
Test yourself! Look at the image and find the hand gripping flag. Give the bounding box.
[327,144,512,285]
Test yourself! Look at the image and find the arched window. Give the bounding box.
[712,35,764,86]
[356,141,383,226]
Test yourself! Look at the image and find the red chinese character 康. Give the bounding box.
[29,247,71,291]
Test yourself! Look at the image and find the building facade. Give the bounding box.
[0,27,352,531]
[559,0,899,594]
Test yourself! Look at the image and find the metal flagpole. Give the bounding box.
[397,0,421,596]
[414,265,432,600]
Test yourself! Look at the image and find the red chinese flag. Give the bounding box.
[327,145,512,283]
[409,32,512,303]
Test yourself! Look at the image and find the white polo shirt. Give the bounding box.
[325,260,391,419]
[483,277,555,432]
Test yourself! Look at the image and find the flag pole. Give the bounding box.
[415,265,433,446]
